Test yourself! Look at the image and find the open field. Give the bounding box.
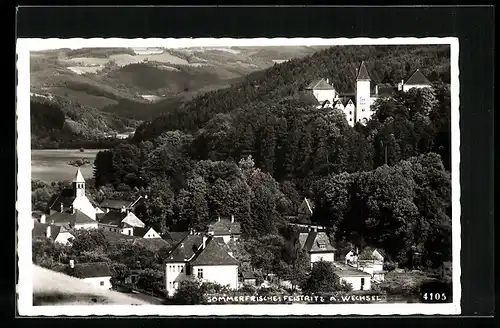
[31,149,103,183]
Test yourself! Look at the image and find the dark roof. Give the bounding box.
[359,247,386,259]
[162,231,189,244]
[72,262,112,278]
[96,213,107,220]
[306,78,335,90]
[375,85,396,97]
[48,188,76,212]
[299,92,320,106]
[190,239,239,266]
[242,272,256,279]
[46,210,96,226]
[356,61,371,81]
[208,218,241,236]
[132,238,171,252]
[98,211,127,226]
[99,199,133,210]
[302,232,335,253]
[32,222,72,241]
[164,235,203,263]
[132,227,150,237]
[405,69,431,86]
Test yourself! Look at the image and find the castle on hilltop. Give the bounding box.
[303,61,432,127]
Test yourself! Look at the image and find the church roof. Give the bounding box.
[405,69,431,86]
[356,61,371,81]
[32,221,73,241]
[73,169,86,183]
[306,78,335,90]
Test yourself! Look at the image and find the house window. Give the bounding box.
[349,111,352,115]
[197,268,203,279]
[349,118,352,121]
[100,281,104,286]
[178,265,181,272]
[181,266,184,273]
[186,265,192,276]
[128,230,131,235]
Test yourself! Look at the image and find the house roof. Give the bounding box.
[164,235,203,263]
[405,69,431,86]
[101,230,137,243]
[162,231,189,244]
[358,246,386,260]
[303,198,314,214]
[208,218,241,235]
[132,238,171,252]
[242,271,256,279]
[375,85,396,97]
[302,232,336,253]
[132,227,150,237]
[48,188,76,211]
[98,211,130,227]
[99,199,133,210]
[72,262,112,278]
[190,239,239,266]
[334,267,371,277]
[46,210,95,226]
[73,168,86,183]
[32,221,73,241]
[306,78,335,90]
[356,61,371,81]
[299,92,320,106]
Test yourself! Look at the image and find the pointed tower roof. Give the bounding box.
[73,168,86,183]
[404,69,431,86]
[356,61,371,81]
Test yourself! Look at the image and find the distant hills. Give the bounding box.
[30,46,327,122]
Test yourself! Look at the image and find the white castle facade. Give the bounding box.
[305,62,432,127]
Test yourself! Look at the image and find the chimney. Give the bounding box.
[144,195,148,200]
[60,203,64,212]
[218,216,221,222]
[326,78,329,84]
[121,205,126,213]
[228,251,233,257]
[180,242,184,248]
[231,215,235,223]
[202,236,208,249]
[313,226,317,232]
[375,85,379,95]
[69,259,74,269]
[40,214,46,224]
[46,226,51,239]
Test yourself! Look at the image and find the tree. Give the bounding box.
[172,280,205,304]
[70,229,110,255]
[301,261,352,293]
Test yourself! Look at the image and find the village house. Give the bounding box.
[97,208,146,236]
[345,247,387,282]
[47,169,104,220]
[207,215,241,244]
[69,260,113,290]
[44,210,99,230]
[32,220,74,245]
[305,62,433,127]
[240,271,257,287]
[164,233,239,296]
[133,226,161,239]
[99,195,146,214]
[333,263,372,291]
[299,230,336,266]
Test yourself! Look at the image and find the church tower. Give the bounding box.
[72,168,86,198]
[355,61,372,124]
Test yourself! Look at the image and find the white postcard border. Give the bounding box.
[16,37,461,316]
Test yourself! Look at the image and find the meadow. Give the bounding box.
[31,149,103,183]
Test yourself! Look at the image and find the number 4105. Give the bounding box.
[422,293,447,301]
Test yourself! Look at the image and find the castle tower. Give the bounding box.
[355,61,372,124]
[72,168,86,198]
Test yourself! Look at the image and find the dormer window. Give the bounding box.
[318,242,326,249]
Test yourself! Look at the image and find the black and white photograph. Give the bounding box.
[16,37,460,316]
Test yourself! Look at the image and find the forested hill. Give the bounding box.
[133,45,450,141]
[31,95,139,149]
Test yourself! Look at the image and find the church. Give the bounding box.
[47,168,104,221]
[305,61,433,127]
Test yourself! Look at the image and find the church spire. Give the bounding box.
[356,61,371,81]
[73,168,85,183]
